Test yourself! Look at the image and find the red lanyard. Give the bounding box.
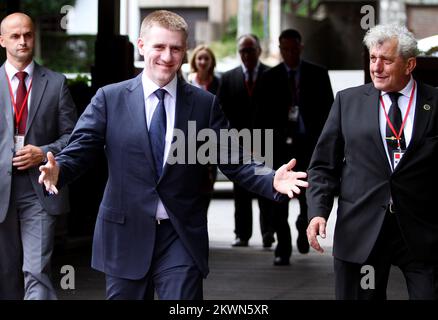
[380,81,416,150]
[6,71,33,133]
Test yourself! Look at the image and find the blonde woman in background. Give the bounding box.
[188,45,220,95]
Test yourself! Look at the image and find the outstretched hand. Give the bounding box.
[38,152,59,195]
[273,158,309,198]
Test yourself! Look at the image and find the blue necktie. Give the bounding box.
[150,89,167,178]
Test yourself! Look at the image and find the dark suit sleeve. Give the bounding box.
[40,76,77,156]
[208,95,285,202]
[56,88,107,188]
[306,92,344,221]
[317,68,334,135]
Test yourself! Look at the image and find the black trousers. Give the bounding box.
[233,183,274,241]
[334,211,438,300]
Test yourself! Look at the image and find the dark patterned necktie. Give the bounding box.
[149,89,167,178]
[246,69,254,96]
[386,92,406,156]
[15,71,28,134]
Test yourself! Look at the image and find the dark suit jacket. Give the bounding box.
[55,73,282,280]
[218,63,270,130]
[255,61,333,169]
[307,81,438,264]
[0,63,77,222]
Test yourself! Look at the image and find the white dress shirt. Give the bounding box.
[379,76,417,170]
[142,73,177,220]
[5,60,34,114]
[241,61,260,83]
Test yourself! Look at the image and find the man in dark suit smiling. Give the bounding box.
[38,10,308,300]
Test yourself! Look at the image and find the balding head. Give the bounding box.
[238,34,262,71]
[1,12,34,35]
[0,12,35,69]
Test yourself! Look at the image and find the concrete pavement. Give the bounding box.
[51,194,408,300]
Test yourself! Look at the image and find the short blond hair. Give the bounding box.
[140,10,188,40]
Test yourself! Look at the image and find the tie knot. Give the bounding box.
[388,92,401,104]
[154,88,166,101]
[15,71,28,82]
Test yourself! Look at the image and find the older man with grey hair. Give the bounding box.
[306,24,438,299]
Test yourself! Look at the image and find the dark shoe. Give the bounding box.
[296,229,310,254]
[273,256,290,266]
[262,233,275,248]
[232,239,249,247]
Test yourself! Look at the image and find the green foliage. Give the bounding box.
[283,0,321,17]
[223,15,238,42]
[210,39,236,60]
[212,0,267,59]
[67,74,90,87]
[425,46,438,57]
[252,2,265,40]
[40,33,95,73]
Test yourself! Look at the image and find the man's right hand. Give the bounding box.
[306,216,327,253]
[38,152,60,195]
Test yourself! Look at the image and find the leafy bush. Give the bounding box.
[40,33,95,73]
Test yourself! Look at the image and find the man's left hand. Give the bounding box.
[12,145,45,170]
[273,158,309,198]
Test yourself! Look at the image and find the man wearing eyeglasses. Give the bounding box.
[218,34,274,249]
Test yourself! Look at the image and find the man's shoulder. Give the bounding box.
[100,75,141,94]
[35,64,67,81]
[417,80,438,97]
[222,66,242,78]
[260,63,285,79]
[301,60,328,72]
[259,63,271,73]
[338,82,374,97]
[183,80,215,100]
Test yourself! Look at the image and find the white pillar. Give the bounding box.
[379,0,406,25]
[269,0,281,58]
[237,0,252,38]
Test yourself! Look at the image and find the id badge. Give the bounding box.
[392,150,405,168]
[288,105,299,122]
[14,135,25,152]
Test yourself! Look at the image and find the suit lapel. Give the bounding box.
[125,73,157,176]
[173,79,194,135]
[234,67,246,93]
[393,81,433,171]
[365,85,393,175]
[26,63,47,136]
[407,82,433,149]
[0,65,14,136]
[160,80,194,180]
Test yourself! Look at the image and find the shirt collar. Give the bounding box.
[241,61,260,76]
[142,72,178,100]
[381,76,415,98]
[5,60,35,81]
[283,61,301,74]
